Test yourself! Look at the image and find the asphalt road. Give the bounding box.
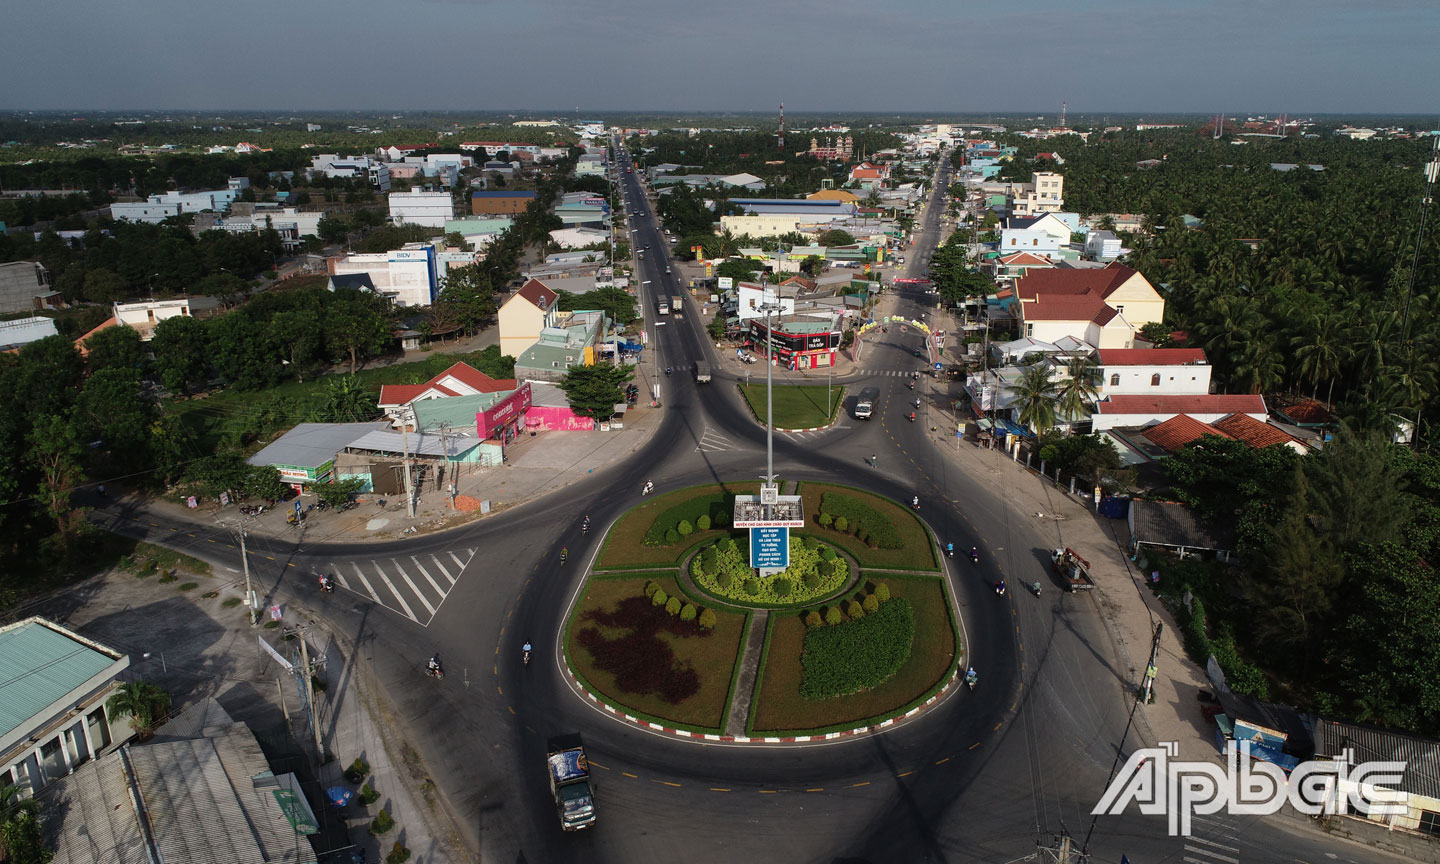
[105,148,1390,864]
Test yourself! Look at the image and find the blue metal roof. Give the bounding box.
[0,618,125,741]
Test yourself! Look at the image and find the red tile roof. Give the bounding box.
[1097,394,1267,415]
[515,278,559,311]
[1015,263,1139,301]
[998,252,1054,266]
[1211,413,1299,449]
[1098,348,1208,366]
[1142,415,1232,452]
[1275,398,1335,424]
[377,362,514,407]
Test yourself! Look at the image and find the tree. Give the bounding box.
[76,368,156,467]
[0,782,51,864]
[245,465,290,503]
[556,364,635,421]
[555,286,637,326]
[1010,364,1060,434]
[714,259,758,284]
[311,375,379,423]
[310,477,366,507]
[1138,320,1173,347]
[83,324,146,374]
[799,255,825,277]
[325,292,393,374]
[105,679,171,740]
[150,315,210,396]
[270,308,323,382]
[83,268,130,304]
[1304,425,1410,551]
[1055,357,1101,423]
[208,312,282,390]
[818,229,855,247]
[26,414,85,541]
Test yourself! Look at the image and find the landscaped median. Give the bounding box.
[565,481,962,739]
[738,382,845,431]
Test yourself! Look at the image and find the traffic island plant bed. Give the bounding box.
[799,482,937,571]
[738,383,845,430]
[690,534,851,607]
[749,575,958,735]
[567,576,746,731]
[596,482,760,569]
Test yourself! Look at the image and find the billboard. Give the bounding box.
[750,527,789,569]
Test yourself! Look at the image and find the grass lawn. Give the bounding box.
[798,482,938,571]
[739,383,844,429]
[596,482,760,569]
[566,576,747,732]
[749,575,957,735]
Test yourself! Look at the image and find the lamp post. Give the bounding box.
[756,282,783,494]
[147,272,161,298]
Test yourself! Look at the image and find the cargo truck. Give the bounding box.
[656,297,670,315]
[855,387,880,420]
[694,362,712,383]
[546,735,596,830]
[671,295,684,315]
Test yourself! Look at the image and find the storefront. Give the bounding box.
[476,382,533,447]
[747,319,842,371]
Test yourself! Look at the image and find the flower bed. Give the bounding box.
[690,535,848,607]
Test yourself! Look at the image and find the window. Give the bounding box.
[1420,810,1440,837]
[1151,373,1161,386]
[1110,374,1120,386]
[1116,305,1125,314]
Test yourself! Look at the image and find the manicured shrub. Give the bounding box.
[818,492,904,548]
[804,610,824,628]
[680,603,697,622]
[819,547,836,562]
[800,598,915,700]
[863,594,880,614]
[873,582,891,602]
[651,588,669,607]
[744,578,760,596]
[833,516,848,533]
[713,510,729,526]
[697,514,711,531]
[716,569,734,588]
[846,599,865,619]
[369,809,394,835]
[825,606,844,625]
[677,520,693,536]
[773,577,793,596]
[803,569,821,589]
[818,512,833,528]
[644,581,660,598]
[802,536,819,551]
[664,528,680,544]
[642,492,733,545]
[665,596,682,615]
[701,546,719,573]
[385,841,411,864]
[345,758,370,784]
[698,608,717,629]
[360,783,379,805]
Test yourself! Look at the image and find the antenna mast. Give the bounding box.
[778,102,785,151]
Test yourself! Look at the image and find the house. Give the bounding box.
[377,361,519,423]
[327,273,377,293]
[247,422,389,492]
[0,314,59,352]
[388,190,453,228]
[1085,230,1122,260]
[1140,413,1233,453]
[307,154,390,191]
[112,298,193,341]
[327,243,438,308]
[807,189,860,203]
[513,309,610,383]
[1007,171,1064,216]
[1,617,132,797]
[444,217,513,251]
[1210,412,1308,453]
[498,277,561,358]
[471,191,538,216]
[0,261,53,313]
[1312,719,1440,840]
[42,698,319,863]
[999,213,1071,255]
[849,162,890,188]
[1015,263,1165,348]
[1128,499,1234,561]
[991,251,1057,280]
[1098,348,1211,396]
[1091,394,1267,432]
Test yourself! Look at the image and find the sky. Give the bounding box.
[3,0,1438,115]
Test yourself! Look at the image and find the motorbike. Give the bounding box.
[642,482,654,496]
[523,644,532,666]
[560,550,569,566]
[945,545,955,559]
[665,367,672,376]
[911,497,920,511]
[995,581,1007,597]
[1028,580,1042,597]
[908,412,916,423]
[426,658,444,680]
[318,574,334,593]
[907,381,915,390]
[966,671,977,691]
[969,548,979,565]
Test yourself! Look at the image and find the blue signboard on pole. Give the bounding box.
[750,527,790,569]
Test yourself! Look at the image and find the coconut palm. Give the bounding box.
[1291,312,1346,404]
[1056,357,1101,424]
[0,782,48,864]
[1011,363,1060,435]
[106,679,172,740]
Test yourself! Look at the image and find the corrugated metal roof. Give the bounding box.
[0,618,124,742]
[246,422,388,470]
[45,752,150,864]
[1315,720,1440,800]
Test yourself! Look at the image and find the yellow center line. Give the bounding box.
[622,772,638,779]
[186,533,196,537]
[589,761,608,771]
[206,539,215,543]
[758,789,777,794]
[970,742,981,750]
[655,780,681,788]
[897,772,914,780]
[710,787,730,792]
[496,686,503,696]
[851,781,870,788]
[993,722,1003,731]
[806,787,824,792]
[507,706,515,715]
[935,757,950,765]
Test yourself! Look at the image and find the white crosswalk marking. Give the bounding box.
[372,562,418,621]
[448,551,466,571]
[388,559,436,616]
[411,556,445,596]
[333,548,478,626]
[348,564,380,609]
[429,555,454,585]
[696,427,735,452]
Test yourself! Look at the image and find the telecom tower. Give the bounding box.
[777,102,785,151]
[1059,100,1067,128]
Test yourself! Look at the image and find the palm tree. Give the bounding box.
[1291,312,1346,404]
[0,782,48,864]
[1056,357,1101,425]
[106,679,171,740]
[1011,364,1060,434]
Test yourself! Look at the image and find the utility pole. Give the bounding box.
[239,526,257,626]
[399,409,416,519]
[1140,622,1163,703]
[297,630,324,757]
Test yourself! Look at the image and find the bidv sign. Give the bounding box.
[1093,741,1407,837]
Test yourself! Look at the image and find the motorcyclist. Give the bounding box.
[870,454,877,467]
[945,542,954,557]
[522,641,533,664]
[911,495,920,509]
[970,546,979,562]
[665,366,672,376]
[996,579,1006,595]
[966,667,978,688]
[427,654,442,676]
[561,546,569,563]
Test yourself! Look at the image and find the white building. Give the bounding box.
[111,187,241,224]
[329,243,438,308]
[308,154,391,192]
[735,282,796,321]
[1008,171,1065,217]
[1097,348,1211,397]
[388,191,454,228]
[1085,230,1123,260]
[549,227,610,249]
[999,213,1071,255]
[113,298,193,341]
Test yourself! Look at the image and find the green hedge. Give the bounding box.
[643,493,733,546]
[1177,596,1270,699]
[800,597,914,700]
[690,535,848,607]
[818,493,902,549]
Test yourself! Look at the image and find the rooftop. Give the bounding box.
[1097,394,1267,415]
[1314,719,1440,800]
[0,618,127,746]
[1142,414,1233,453]
[246,422,388,470]
[1098,348,1208,366]
[1211,412,1301,449]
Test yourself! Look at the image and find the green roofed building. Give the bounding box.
[1,617,131,796]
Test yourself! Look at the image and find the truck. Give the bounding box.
[671,295,684,315]
[546,735,596,831]
[694,361,712,383]
[656,297,670,315]
[1051,547,1096,592]
[855,387,880,420]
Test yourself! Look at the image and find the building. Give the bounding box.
[112,298,194,341]
[807,189,860,203]
[376,361,519,423]
[1312,719,1440,840]
[1085,230,1123,260]
[1014,264,1165,348]
[573,153,607,176]
[1090,394,1267,432]
[0,260,51,314]
[1097,348,1211,397]
[0,315,59,352]
[388,190,453,228]
[990,251,1057,281]
[734,282,797,321]
[327,243,438,308]
[513,310,609,384]
[1,617,131,796]
[549,227,610,249]
[498,277,561,358]
[444,217,513,250]
[43,698,319,863]
[308,154,391,191]
[1007,171,1065,216]
[746,312,842,371]
[472,191,538,216]
[999,213,1071,255]
[803,135,853,161]
[246,422,390,492]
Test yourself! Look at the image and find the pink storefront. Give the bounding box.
[525,404,595,432]
[476,383,533,447]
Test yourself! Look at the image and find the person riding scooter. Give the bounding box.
[427,654,443,679]
[965,667,978,690]
[911,496,920,510]
[995,579,1007,596]
[969,546,979,564]
[945,543,954,558]
[522,641,533,666]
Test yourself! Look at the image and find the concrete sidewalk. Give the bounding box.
[31,567,462,863]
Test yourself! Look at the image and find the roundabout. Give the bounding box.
[561,482,964,741]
